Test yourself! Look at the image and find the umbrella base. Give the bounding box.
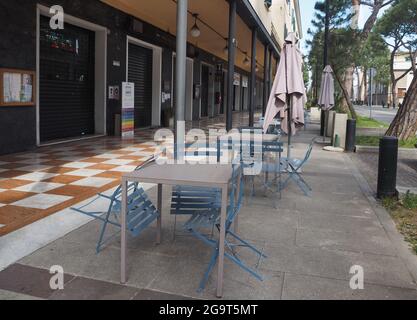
[315,138,332,145]
[323,146,344,153]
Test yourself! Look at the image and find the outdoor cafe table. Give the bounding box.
[120,163,234,298]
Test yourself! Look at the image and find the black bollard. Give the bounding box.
[345,119,356,152]
[377,137,398,199]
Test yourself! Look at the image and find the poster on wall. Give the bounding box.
[233,73,241,86]
[0,69,36,106]
[122,82,135,139]
[242,76,249,88]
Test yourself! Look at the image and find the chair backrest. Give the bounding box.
[294,138,315,170]
[111,155,157,202]
[262,140,284,154]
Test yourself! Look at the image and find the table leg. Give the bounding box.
[157,184,162,245]
[234,170,241,234]
[216,186,228,298]
[121,178,128,284]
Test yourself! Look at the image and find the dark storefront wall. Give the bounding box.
[128,43,153,129]
[0,0,253,155]
[39,16,96,142]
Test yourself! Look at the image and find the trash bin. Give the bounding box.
[345,119,356,152]
[377,136,399,199]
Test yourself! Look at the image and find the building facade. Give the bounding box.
[0,0,302,155]
[389,52,416,105]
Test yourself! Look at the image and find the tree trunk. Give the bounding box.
[333,64,358,119]
[386,74,417,140]
[391,81,398,109]
[363,68,368,104]
[341,65,357,117]
[390,49,398,108]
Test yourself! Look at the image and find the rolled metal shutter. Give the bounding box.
[128,43,153,128]
[39,16,95,143]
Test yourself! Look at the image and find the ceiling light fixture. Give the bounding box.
[190,14,201,38]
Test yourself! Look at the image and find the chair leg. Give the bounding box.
[291,172,312,196]
[224,251,263,282]
[173,214,177,241]
[227,231,267,258]
[96,209,115,254]
[198,248,219,292]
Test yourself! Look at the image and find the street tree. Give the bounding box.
[307,0,394,118]
[375,0,417,108]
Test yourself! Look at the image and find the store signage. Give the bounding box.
[242,76,249,88]
[109,86,120,100]
[233,73,241,86]
[49,5,64,30]
[122,82,135,139]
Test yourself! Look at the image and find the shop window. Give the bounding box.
[398,88,406,98]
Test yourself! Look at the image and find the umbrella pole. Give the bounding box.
[287,94,292,160]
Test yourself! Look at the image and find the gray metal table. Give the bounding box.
[120,163,234,298]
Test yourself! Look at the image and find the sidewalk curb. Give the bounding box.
[345,154,417,285]
[355,145,417,155]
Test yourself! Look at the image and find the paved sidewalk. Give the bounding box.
[1,120,417,300]
[350,151,417,195]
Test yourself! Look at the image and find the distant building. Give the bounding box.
[352,68,388,106]
[388,52,416,105]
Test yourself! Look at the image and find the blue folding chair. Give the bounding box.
[236,128,284,205]
[280,138,315,196]
[170,141,225,239]
[183,164,266,292]
[71,157,160,253]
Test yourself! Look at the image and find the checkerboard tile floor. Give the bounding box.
[0,132,159,236]
[0,111,252,236]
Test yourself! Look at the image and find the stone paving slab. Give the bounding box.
[1,119,417,300]
[350,151,417,194]
[0,289,43,300]
[282,273,417,300]
[0,264,195,300]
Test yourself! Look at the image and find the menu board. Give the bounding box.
[0,69,36,106]
[121,82,135,139]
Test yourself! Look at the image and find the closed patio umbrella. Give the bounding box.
[263,32,306,158]
[318,65,335,142]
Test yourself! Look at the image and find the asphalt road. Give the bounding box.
[354,105,398,125]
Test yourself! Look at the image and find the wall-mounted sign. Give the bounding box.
[113,60,121,67]
[121,82,135,139]
[162,92,171,104]
[242,76,249,88]
[233,73,241,86]
[194,84,201,100]
[109,86,120,100]
[0,69,36,107]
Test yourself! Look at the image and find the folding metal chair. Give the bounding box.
[170,141,223,239]
[237,128,284,206]
[280,138,315,196]
[71,156,160,253]
[183,164,266,292]
[258,140,285,206]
